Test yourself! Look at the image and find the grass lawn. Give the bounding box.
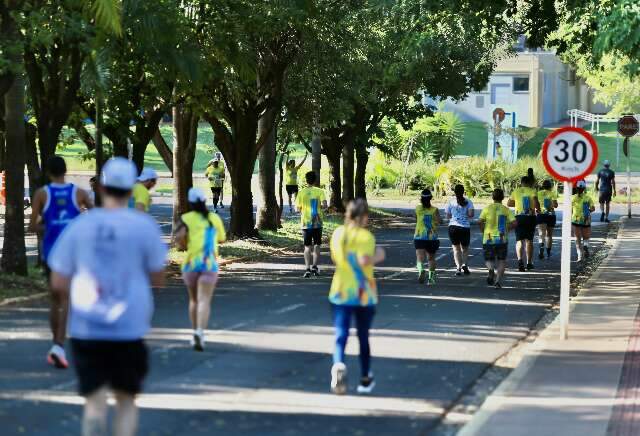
[0,268,48,302]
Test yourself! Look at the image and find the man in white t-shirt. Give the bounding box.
[49,157,167,436]
[444,185,475,276]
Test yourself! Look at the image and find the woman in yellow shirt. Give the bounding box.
[175,188,226,351]
[414,189,441,285]
[328,199,385,395]
[572,180,595,261]
[285,153,308,213]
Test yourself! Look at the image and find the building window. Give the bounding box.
[475,95,485,108]
[513,76,529,93]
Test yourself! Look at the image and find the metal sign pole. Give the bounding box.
[560,180,572,339]
[616,133,620,168]
[628,137,632,218]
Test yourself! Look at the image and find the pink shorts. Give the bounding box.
[181,271,219,289]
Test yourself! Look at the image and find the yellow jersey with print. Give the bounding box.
[296,186,326,229]
[414,205,439,240]
[131,183,151,212]
[329,225,377,307]
[509,187,537,216]
[286,167,298,186]
[572,193,595,225]
[479,203,515,245]
[205,166,225,188]
[181,211,226,273]
[538,189,558,215]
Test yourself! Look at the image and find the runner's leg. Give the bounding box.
[583,226,592,257]
[82,386,108,436]
[183,273,198,330]
[50,290,69,346]
[605,201,610,220]
[332,305,351,366]
[495,259,506,283]
[355,306,375,378]
[196,273,218,331]
[525,239,534,266]
[113,390,138,436]
[304,246,312,269]
[538,223,547,258]
[312,244,321,269]
[452,244,462,270]
[416,249,426,282]
[574,226,584,260]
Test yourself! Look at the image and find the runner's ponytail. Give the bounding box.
[420,189,433,209]
[454,184,468,207]
[190,200,213,226]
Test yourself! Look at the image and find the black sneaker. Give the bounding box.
[462,265,470,275]
[357,373,376,394]
[600,213,605,222]
[547,248,552,258]
[494,281,502,289]
[518,262,525,272]
[526,263,534,270]
[584,246,590,258]
[220,204,225,209]
[487,269,495,286]
[605,218,610,223]
[538,247,545,260]
[193,333,204,352]
[303,269,312,278]
[455,269,462,277]
[312,266,320,277]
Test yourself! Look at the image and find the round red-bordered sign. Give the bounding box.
[542,126,599,183]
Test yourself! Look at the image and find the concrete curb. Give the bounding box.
[0,291,49,307]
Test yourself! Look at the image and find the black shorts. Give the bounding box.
[572,222,591,229]
[414,239,441,254]
[211,187,222,195]
[515,215,537,241]
[286,185,299,195]
[303,228,322,246]
[536,214,557,227]
[483,243,508,261]
[71,339,149,396]
[599,191,612,203]
[448,226,471,247]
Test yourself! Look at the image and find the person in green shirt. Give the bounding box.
[572,180,596,261]
[536,179,558,259]
[296,171,328,277]
[131,168,157,212]
[285,153,308,213]
[479,189,517,289]
[414,189,441,285]
[507,176,540,271]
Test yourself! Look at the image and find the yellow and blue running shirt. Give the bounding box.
[181,211,226,273]
[131,183,151,212]
[479,203,515,245]
[286,167,298,186]
[538,189,558,215]
[206,165,225,188]
[509,187,537,216]
[329,225,377,307]
[572,193,595,225]
[414,205,439,240]
[296,186,326,229]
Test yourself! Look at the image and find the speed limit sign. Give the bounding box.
[542,126,599,182]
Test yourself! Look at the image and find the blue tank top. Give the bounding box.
[42,183,81,262]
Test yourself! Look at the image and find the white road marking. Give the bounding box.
[273,303,305,315]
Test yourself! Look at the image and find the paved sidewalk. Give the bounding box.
[459,217,640,436]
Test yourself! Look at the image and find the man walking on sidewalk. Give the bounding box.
[596,160,616,223]
[48,157,167,436]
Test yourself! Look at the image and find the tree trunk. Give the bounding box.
[277,150,285,227]
[152,127,173,173]
[25,122,41,198]
[311,127,321,182]
[2,72,28,275]
[355,141,368,199]
[342,141,354,202]
[171,104,198,234]
[0,103,5,171]
[256,117,278,231]
[326,151,343,212]
[228,155,257,238]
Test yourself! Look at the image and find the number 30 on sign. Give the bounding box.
[542,127,599,183]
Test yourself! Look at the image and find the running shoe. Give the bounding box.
[47,344,69,369]
[605,218,610,223]
[539,247,545,260]
[546,248,552,258]
[418,269,427,283]
[289,207,294,213]
[584,246,590,258]
[455,269,462,277]
[193,331,204,352]
[494,281,502,289]
[600,213,605,222]
[331,362,347,395]
[303,269,312,278]
[518,261,526,272]
[526,263,534,270]
[220,204,224,209]
[357,374,376,394]
[428,271,436,285]
[487,269,495,286]
[462,265,470,275]
[312,266,320,277]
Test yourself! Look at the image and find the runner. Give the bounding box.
[48,157,167,436]
[508,176,540,271]
[29,155,93,369]
[328,199,385,395]
[174,187,226,351]
[596,160,616,223]
[536,180,558,259]
[131,168,157,212]
[205,159,225,212]
[215,152,226,209]
[572,180,596,261]
[88,176,97,205]
[296,171,327,278]
[479,188,516,289]
[285,153,308,213]
[414,189,441,285]
[445,184,474,276]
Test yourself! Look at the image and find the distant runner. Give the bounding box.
[479,188,516,289]
[414,189,441,285]
[174,188,226,351]
[329,199,385,395]
[572,180,595,261]
[536,180,558,259]
[29,156,93,369]
[596,160,616,223]
[445,184,474,276]
[508,176,539,271]
[285,153,308,213]
[48,157,167,436]
[205,159,225,212]
[296,171,327,278]
[131,168,157,212]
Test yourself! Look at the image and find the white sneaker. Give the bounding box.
[331,362,347,395]
[357,373,376,394]
[47,344,69,369]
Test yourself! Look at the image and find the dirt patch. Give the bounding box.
[0,271,48,304]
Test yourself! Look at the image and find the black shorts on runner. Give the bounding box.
[483,243,508,261]
[515,215,537,241]
[572,222,591,229]
[414,239,441,254]
[448,226,471,247]
[599,191,612,204]
[303,228,322,246]
[71,339,149,396]
[211,187,222,195]
[286,185,299,196]
[536,214,557,228]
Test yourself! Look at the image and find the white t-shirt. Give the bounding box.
[48,208,167,341]
[445,198,474,228]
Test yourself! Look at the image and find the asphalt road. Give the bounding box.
[0,210,613,436]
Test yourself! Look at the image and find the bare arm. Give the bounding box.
[552,200,559,209]
[467,207,474,218]
[135,203,146,212]
[358,247,386,267]
[478,219,485,233]
[28,189,46,234]
[174,225,188,251]
[595,174,600,191]
[297,152,309,169]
